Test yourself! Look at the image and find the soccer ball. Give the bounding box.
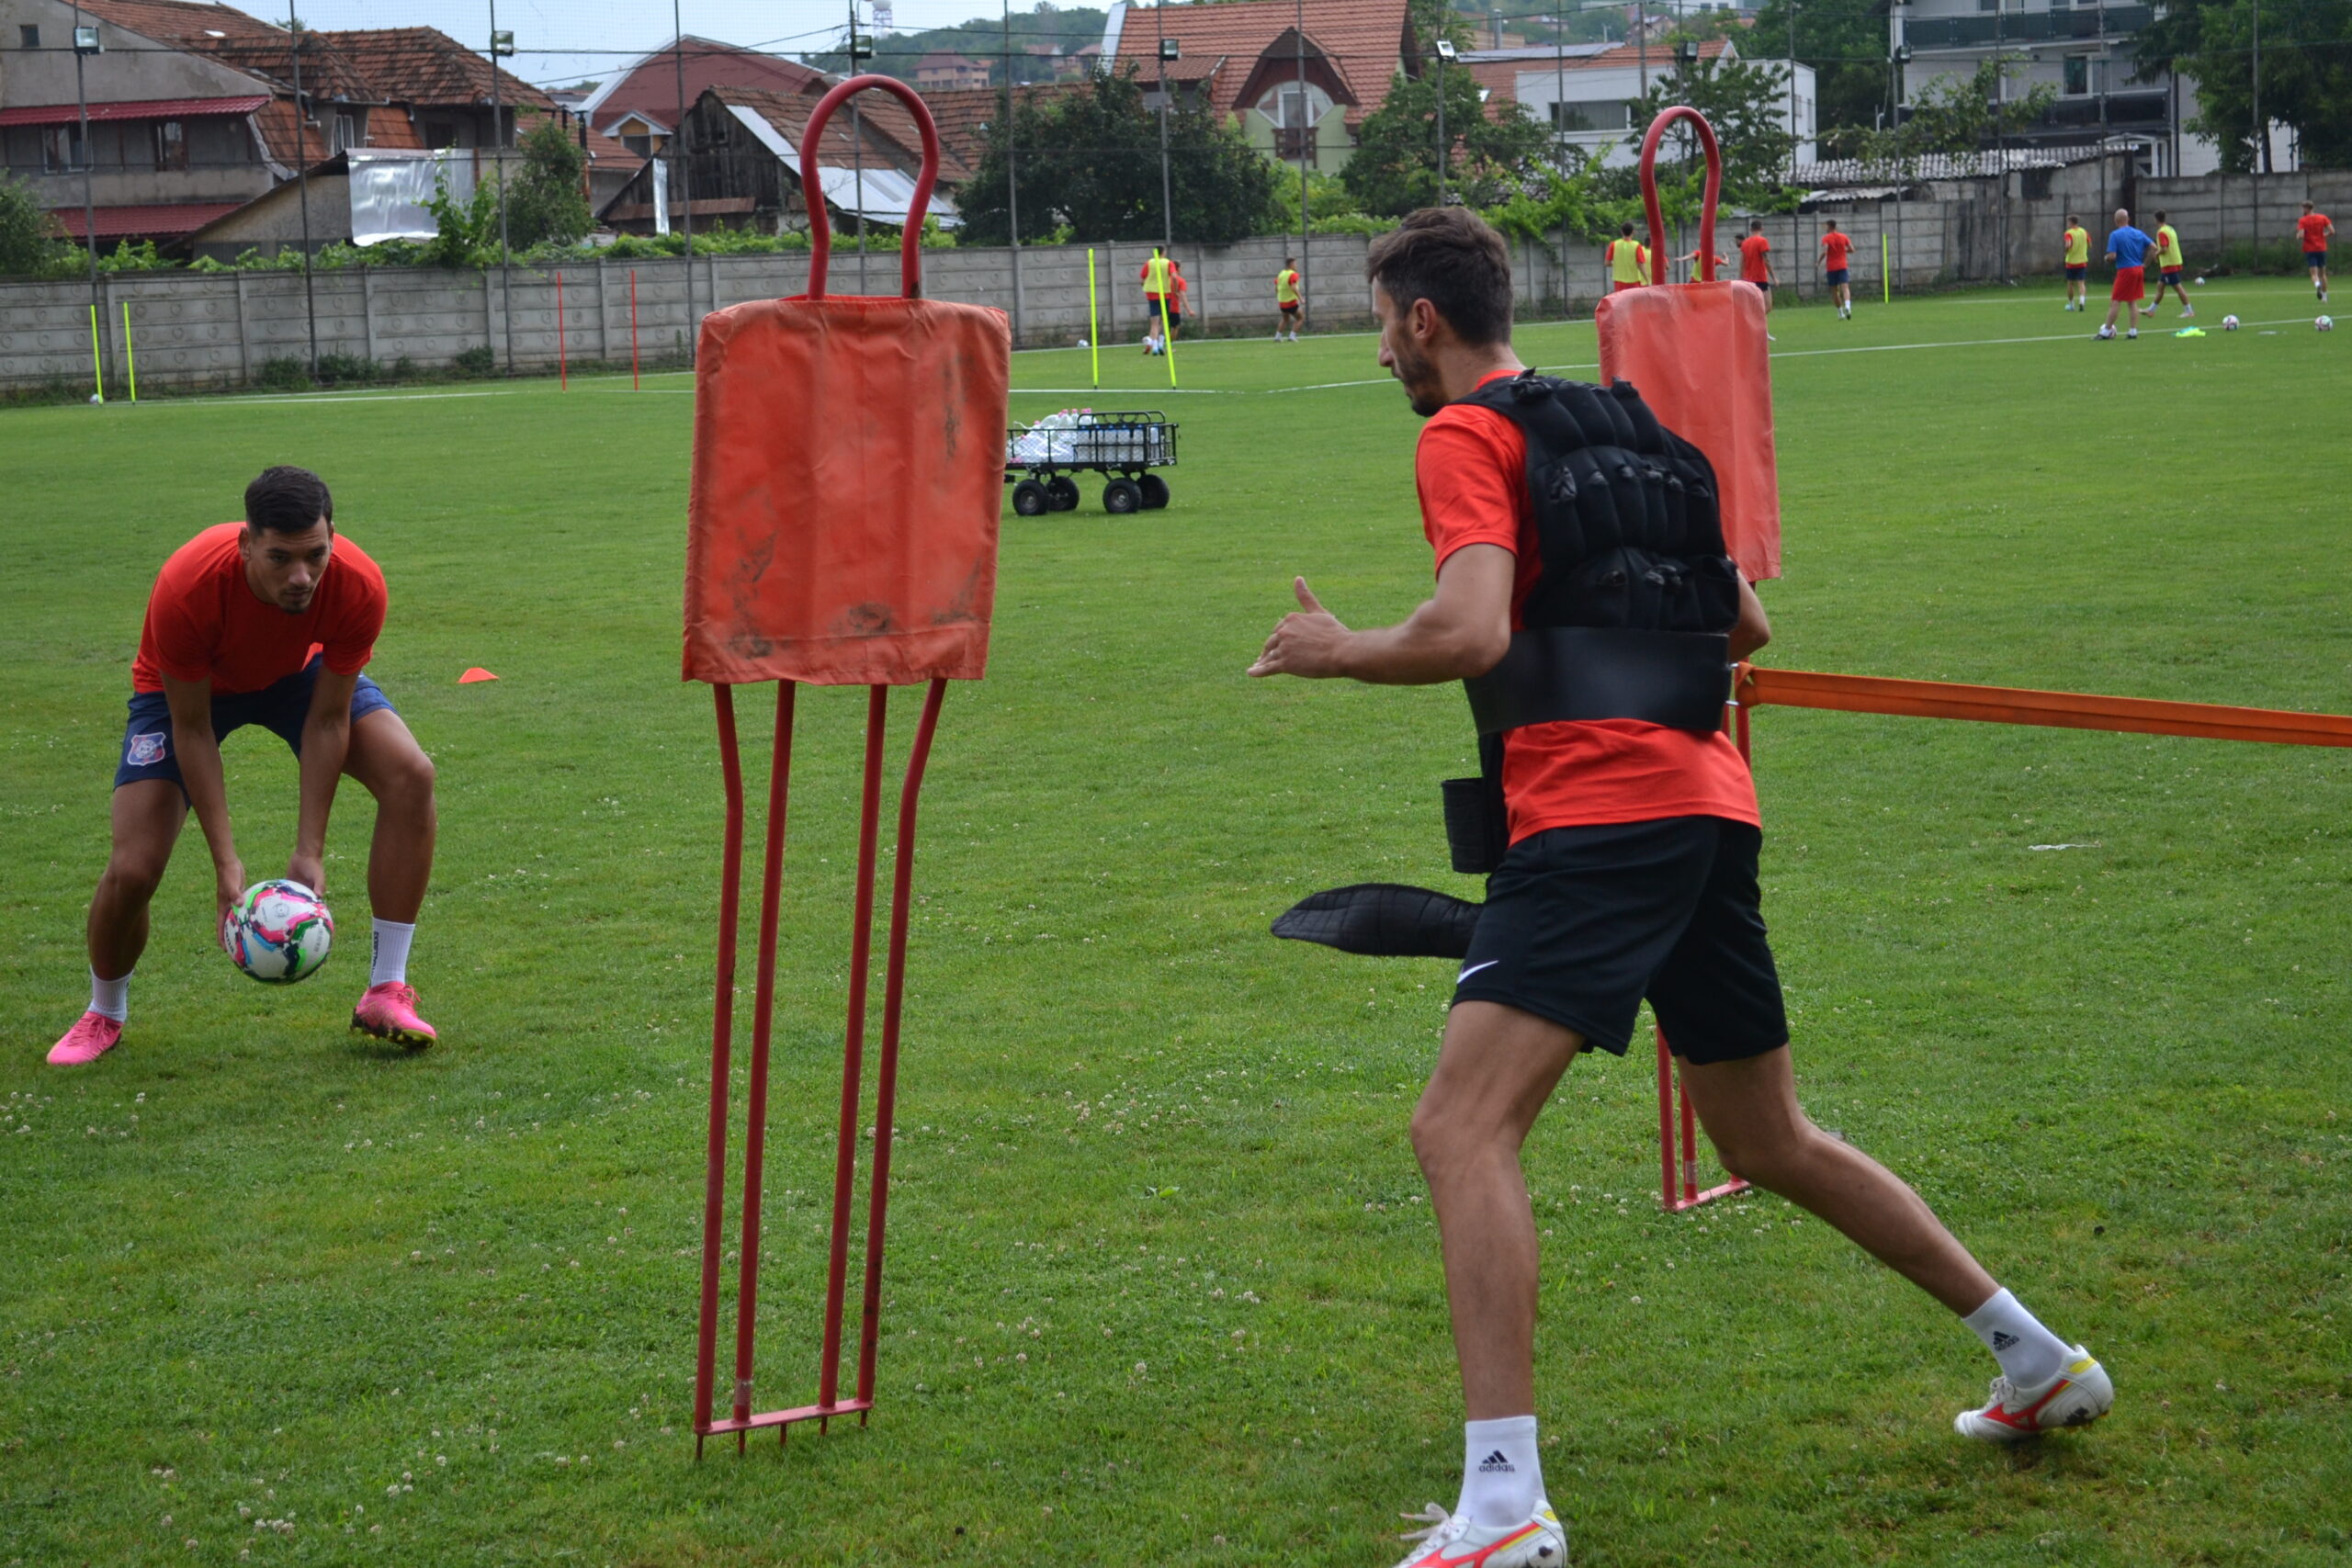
[2318,315,2335,332]
[88,394,101,404]
[2194,276,2206,286]
[1076,337,1089,348]
[2222,314,2241,331]
[223,879,334,984]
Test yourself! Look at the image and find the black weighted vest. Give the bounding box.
[1441,371,1742,874]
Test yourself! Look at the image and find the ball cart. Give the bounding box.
[1004,410,1179,516]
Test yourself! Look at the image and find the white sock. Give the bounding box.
[1458,1414,1542,1529]
[89,968,130,1022]
[369,919,416,987]
[1962,1287,2072,1388]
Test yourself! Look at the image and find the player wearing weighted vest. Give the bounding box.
[1250,208,2111,1568]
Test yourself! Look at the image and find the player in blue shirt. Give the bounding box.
[2098,209,2154,340]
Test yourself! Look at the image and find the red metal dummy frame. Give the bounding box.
[1657,665,2352,1211]
[690,73,953,1454]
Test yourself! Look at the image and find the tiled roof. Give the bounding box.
[51,200,243,238]
[250,98,427,164]
[1105,0,1415,126]
[580,37,830,136]
[1795,145,2107,185]
[76,0,379,98]
[0,95,268,127]
[913,84,1080,179]
[313,28,554,109]
[711,85,933,176]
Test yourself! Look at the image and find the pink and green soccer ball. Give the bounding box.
[223,879,334,984]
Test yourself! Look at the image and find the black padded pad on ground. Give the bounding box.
[1271,883,1483,960]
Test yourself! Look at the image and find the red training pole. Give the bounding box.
[729,682,797,1449]
[557,271,568,390]
[820,686,890,1424]
[630,267,639,390]
[1657,1031,1677,1210]
[693,683,748,1456]
[856,677,947,1407]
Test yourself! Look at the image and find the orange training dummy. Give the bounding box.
[682,81,1011,687]
[1593,107,1781,585]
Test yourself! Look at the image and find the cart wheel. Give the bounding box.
[1012,479,1050,516]
[1046,476,1080,512]
[1138,475,1170,510]
[1102,479,1143,515]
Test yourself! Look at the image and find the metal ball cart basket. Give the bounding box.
[1005,410,1179,515]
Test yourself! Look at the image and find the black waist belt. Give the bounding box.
[1463,627,1734,737]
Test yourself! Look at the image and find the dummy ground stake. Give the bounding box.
[680,74,1009,1455]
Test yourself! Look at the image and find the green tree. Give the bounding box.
[0,170,67,277]
[2137,0,2352,171]
[958,67,1277,244]
[1748,0,1896,155]
[1632,53,1801,218]
[1862,56,2055,163]
[420,168,501,269]
[1343,63,1555,217]
[506,118,593,250]
[803,3,1108,87]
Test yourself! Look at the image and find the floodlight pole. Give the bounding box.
[2250,0,2263,174]
[1156,6,1173,249]
[674,0,694,362]
[287,3,318,375]
[1433,39,1450,207]
[71,9,104,378]
[489,1,514,374]
[1556,10,1569,313]
[850,2,868,295]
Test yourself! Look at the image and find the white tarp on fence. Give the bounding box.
[348,149,473,247]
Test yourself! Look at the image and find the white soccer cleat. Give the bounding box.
[1953,1348,2113,1442]
[1391,1501,1567,1568]
[2126,327,2138,339]
[2096,325,2115,340]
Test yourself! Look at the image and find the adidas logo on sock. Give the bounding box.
[1991,1331,2019,1351]
[1476,1450,1515,1473]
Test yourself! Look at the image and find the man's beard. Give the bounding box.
[1394,344,1444,417]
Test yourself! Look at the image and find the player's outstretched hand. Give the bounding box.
[1248,577,1352,679]
[214,860,245,950]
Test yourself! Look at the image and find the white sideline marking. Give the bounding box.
[1768,316,2320,360]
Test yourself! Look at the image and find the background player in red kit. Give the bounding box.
[1818,220,1856,320]
[48,466,441,1066]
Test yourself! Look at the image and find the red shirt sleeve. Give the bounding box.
[318,546,388,675]
[1416,405,1526,581]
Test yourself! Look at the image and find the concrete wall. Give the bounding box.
[5,170,2337,392]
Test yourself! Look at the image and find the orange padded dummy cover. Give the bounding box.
[1594,281,1781,584]
[683,294,1011,686]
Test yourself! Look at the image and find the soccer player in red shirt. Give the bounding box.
[1818,219,1856,320]
[1250,209,2111,1564]
[1739,217,1777,334]
[49,467,442,1066]
[2296,200,2333,302]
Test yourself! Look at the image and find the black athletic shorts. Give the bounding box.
[1452,816,1789,1066]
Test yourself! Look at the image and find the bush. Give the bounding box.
[0,171,74,278]
[390,356,418,381]
[453,345,497,377]
[313,353,381,387]
[254,356,310,391]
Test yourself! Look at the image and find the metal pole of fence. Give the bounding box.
[1156,4,1173,249]
[72,10,106,386]
[288,3,318,376]
[489,0,515,374]
[1001,0,1022,347]
[673,1,694,363]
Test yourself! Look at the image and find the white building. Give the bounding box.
[1463,39,1816,170]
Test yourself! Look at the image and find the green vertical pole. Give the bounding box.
[88,305,104,403]
[1159,291,1177,389]
[122,301,137,402]
[1883,232,1891,304]
[1088,248,1100,391]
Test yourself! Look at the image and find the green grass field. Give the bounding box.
[3,280,2347,1567]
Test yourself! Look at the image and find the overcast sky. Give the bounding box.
[285,0,1113,93]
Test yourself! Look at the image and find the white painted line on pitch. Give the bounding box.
[1766,317,2320,360]
[159,389,524,408]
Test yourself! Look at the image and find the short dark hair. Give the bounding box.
[1826,218,1839,230]
[2155,209,2168,222]
[245,466,333,535]
[1748,218,1763,231]
[1619,221,1635,236]
[1364,208,1512,346]
[2066,212,2078,223]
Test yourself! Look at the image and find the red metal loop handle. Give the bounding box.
[1637,107,1723,284]
[800,73,943,300]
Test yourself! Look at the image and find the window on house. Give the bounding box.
[42,124,82,173]
[154,120,187,169]
[2064,56,2089,95]
[1551,101,1630,131]
[20,25,40,49]
[622,133,652,156]
[328,112,356,153]
[423,120,461,149]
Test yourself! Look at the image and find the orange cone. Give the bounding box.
[458,668,498,684]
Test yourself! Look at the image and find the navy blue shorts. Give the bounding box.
[1453,816,1790,1066]
[2162,268,2183,285]
[116,656,395,795]
[1826,268,1849,287]
[2066,265,2088,281]
[2307,251,2327,269]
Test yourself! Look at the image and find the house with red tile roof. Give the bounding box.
[913,53,991,93]
[1099,0,1419,172]
[573,38,829,154]
[1461,39,1815,168]
[911,83,1082,180]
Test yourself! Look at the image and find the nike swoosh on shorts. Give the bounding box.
[1458,960,1499,982]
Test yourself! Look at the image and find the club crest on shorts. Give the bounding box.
[126,731,167,766]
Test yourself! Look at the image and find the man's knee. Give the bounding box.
[1710,1118,1825,1189]
[369,747,436,811]
[97,847,171,906]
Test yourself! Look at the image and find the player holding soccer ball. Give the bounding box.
[1252,209,2110,1567]
[47,467,440,1066]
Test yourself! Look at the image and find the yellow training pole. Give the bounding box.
[1088,248,1100,390]
[122,301,138,402]
[1159,289,1177,389]
[87,305,104,404]
[1883,233,1891,305]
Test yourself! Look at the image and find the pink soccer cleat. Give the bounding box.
[352,982,437,1047]
[49,1010,124,1066]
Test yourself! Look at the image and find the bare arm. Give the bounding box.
[287,666,356,896]
[160,671,243,939]
[1729,575,1770,661]
[1248,543,1514,686]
